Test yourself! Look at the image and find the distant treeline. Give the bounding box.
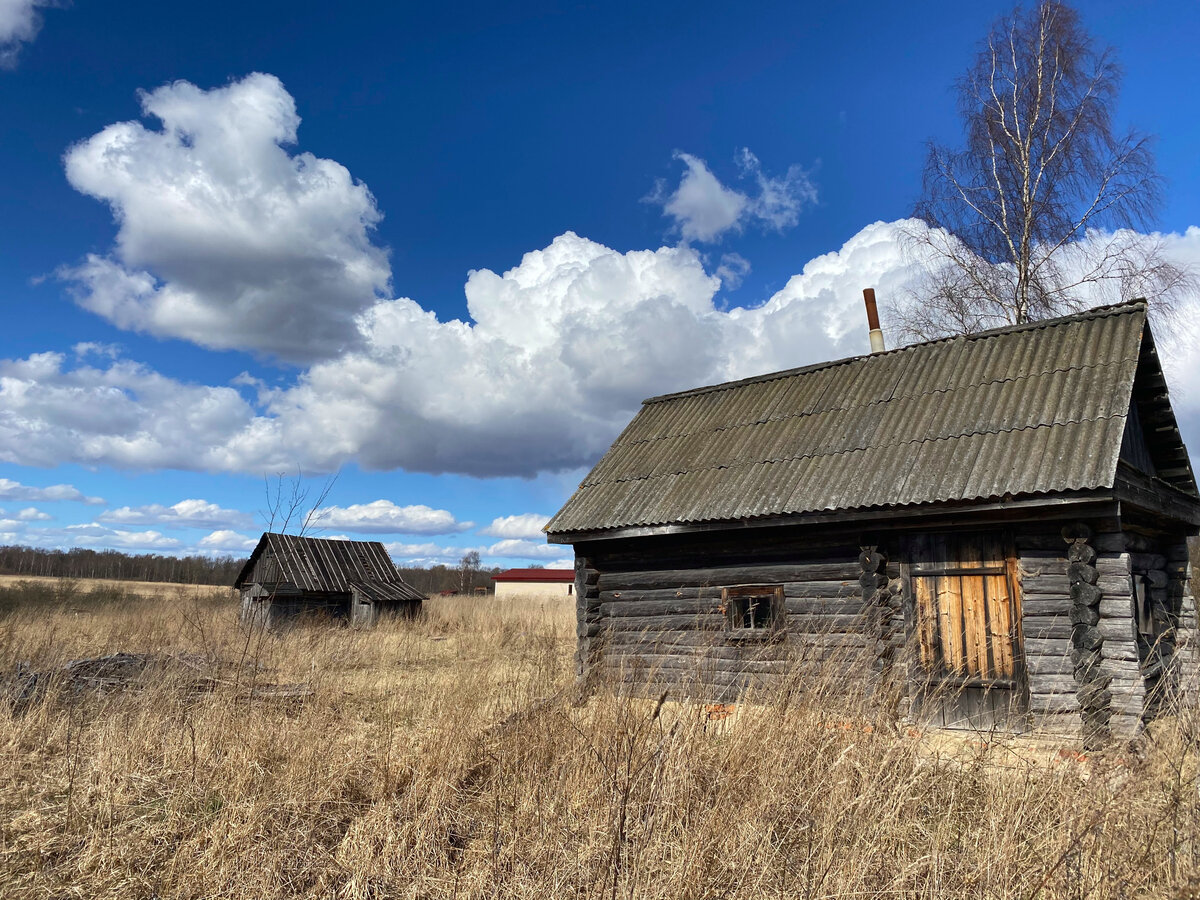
[0,544,509,592]
[396,564,503,595]
[0,545,245,585]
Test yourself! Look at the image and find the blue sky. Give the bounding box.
[1,0,1198,568]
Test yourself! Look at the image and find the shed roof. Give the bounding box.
[234,533,423,601]
[350,579,425,604]
[546,302,1196,539]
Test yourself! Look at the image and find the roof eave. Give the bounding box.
[546,489,1122,544]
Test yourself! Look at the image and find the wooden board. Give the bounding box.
[908,532,1028,732]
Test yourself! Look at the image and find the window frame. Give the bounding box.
[721,584,786,643]
[905,533,1022,689]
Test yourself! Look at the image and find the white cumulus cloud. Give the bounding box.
[0,353,268,471]
[313,500,469,535]
[19,213,1200,481]
[198,529,258,552]
[26,74,1200,482]
[0,0,51,67]
[63,523,182,550]
[0,477,104,505]
[485,539,573,562]
[648,149,817,244]
[61,73,390,363]
[99,498,253,529]
[479,513,551,540]
[16,507,51,521]
[384,541,463,562]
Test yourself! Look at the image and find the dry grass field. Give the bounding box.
[0,574,234,601]
[2,579,1200,898]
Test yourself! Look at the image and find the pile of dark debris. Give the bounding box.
[2,651,312,712]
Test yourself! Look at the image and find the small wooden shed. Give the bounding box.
[545,301,1200,742]
[235,533,424,628]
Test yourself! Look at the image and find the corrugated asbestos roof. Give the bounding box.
[546,302,1187,537]
[235,533,423,601]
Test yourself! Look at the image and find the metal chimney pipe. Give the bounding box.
[863,288,885,353]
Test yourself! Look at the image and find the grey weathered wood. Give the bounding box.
[1029,693,1081,713]
[1098,598,1132,618]
[780,613,869,631]
[1026,637,1073,657]
[1019,554,1068,575]
[610,643,792,661]
[1021,591,1071,604]
[1067,543,1097,564]
[1108,713,1141,737]
[603,652,805,675]
[1022,598,1070,616]
[1096,575,1132,595]
[1095,556,1131,577]
[1024,654,1074,676]
[1036,710,1084,735]
[597,614,724,632]
[1022,617,1075,640]
[1096,620,1136,642]
[1023,574,1070,594]
[597,562,861,591]
[1068,562,1099,584]
[1029,674,1081,694]
[598,581,859,603]
[1101,643,1139,662]
[600,597,713,617]
[602,630,722,648]
[785,598,869,615]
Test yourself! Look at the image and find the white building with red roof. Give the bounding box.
[491,567,574,599]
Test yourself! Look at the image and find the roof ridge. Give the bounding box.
[643,300,1147,405]
[262,531,386,547]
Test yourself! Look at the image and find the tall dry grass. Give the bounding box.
[0,581,1198,898]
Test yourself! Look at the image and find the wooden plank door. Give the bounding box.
[908,534,1027,732]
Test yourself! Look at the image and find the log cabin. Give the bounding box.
[235,533,424,628]
[545,300,1200,742]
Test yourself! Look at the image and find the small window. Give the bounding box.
[567,584,573,596]
[723,585,785,636]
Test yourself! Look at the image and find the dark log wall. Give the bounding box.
[576,530,883,705]
[572,513,1196,742]
[1168,536,1198,701]
[1007,521,1196,742]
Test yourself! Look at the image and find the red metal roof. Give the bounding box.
[492,568,574,583]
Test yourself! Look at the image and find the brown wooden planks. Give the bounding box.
[986,574,1014,677]
[936,575,966,674]
[961,575,989,676]
[914,576,938,668]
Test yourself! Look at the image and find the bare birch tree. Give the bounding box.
[898,1,1191,340]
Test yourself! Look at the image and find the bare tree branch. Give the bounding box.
[897,1,1194,342]
[260,467,340,537]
